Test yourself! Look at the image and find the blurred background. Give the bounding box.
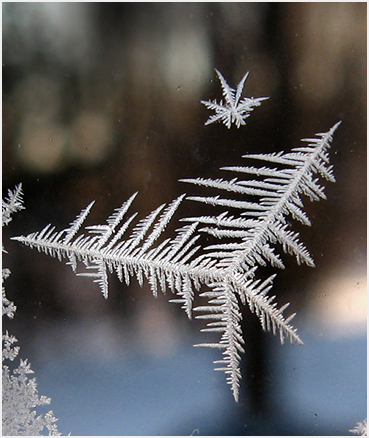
[2,3,366,435]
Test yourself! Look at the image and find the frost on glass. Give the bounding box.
[2,185,60,436]
[12,74,340,402]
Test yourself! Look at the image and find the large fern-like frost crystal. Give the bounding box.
[201,69,268,128]
[12,123,339,402]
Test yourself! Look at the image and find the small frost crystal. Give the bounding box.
[350,419,367,436]
[2,184,24,227]
[2,270,16,319]
[201,69,268,129]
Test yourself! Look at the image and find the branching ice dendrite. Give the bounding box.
[201,69,268,129]
[12,122,340,401]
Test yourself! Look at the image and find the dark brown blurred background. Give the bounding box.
[3,3,366,435]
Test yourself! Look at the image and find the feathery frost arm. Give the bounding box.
[12,194,208,304]
[2,184,24,227]
[181,122,339,272]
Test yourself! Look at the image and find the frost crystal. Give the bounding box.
[2,186,61,436]
[201,69,268,128]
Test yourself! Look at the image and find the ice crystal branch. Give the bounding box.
[2,184,24,227]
